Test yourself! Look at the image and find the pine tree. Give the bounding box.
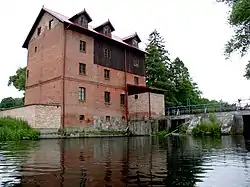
[145,30,177,106]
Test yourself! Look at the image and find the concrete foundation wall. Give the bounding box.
[0,105,61,129]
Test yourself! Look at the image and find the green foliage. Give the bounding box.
[145,30,177,106]
[218,0,250,78]
[180,124,189,134]
[0,117,40,141]
[0,97,24,109]
[145,30,204,107]
[192,114,221,137]
[154,130,169,136]
[8,67,26,91]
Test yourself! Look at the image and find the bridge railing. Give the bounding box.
[166,101,250,116]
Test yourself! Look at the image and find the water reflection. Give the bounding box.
[0,136,249,186]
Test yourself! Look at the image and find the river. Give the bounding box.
[0,136,250,187]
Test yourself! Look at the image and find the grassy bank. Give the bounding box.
[0,117,40,141]
[192,114,221,137]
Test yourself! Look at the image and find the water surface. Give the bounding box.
[0,136,250,187]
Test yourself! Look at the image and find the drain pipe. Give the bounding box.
[61,23,71,129]
[124,49,129,127]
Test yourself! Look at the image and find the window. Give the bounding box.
[79,16,88,27]
[104,69,110,80]
[80,40,86,52]
[120,94,125,105]
[104,26,111,35]
[79,63,86,75]
[104,91,110,104]
[37,27,41,36]
[135,94,138,99]
[106,116,111,121]
[133,58,139,67]
[104,48,111,59]
[132,39,138,47]
[49,19,53,29]
[27,70,29,79]
[78,87,86,101]
[134,77,139,85]
[35,47,37,52]
[79,115,85,121]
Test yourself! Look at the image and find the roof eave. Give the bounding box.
[22,7,66,49]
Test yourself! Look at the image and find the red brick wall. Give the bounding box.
[25,13,64,105]
[63,30,146,127]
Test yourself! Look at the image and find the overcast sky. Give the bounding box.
[0,0,249,104]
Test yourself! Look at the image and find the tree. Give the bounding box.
[169,58,202,106]
[145,31,204,107]
[8,67,26,91]
[145,30,178,106]
[218,0,250,77]
[0,97,24,109]
[0,97,15,108]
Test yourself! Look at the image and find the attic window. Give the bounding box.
[133,58,139,67]
[104,26,111,35]
[79,15,88,27]
[49,19,53,29]
[132,39,138,47]
[37,27,41,36]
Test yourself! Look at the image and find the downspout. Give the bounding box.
[124,49,129,126]
[61,24,70,129]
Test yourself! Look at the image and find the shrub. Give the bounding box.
[180,124,189,134]
[154,130,169,136]
[192,114,221,137]
[0,117,40,141]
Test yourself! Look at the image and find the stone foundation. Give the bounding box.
[0,104,161,137]
[0,104,61,129]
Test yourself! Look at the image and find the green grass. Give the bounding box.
[154,130,169,136]
[0,117,40,141]
[192,114,221,137]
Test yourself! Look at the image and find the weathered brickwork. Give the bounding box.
[0,105,61,129]
[128,93,165,120]
[25,12,64,105]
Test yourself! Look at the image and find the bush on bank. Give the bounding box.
[0,117,40,141]
[154,130,169,136]
[192,114,221,137]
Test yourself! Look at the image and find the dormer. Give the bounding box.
[94,20,115,37]
[122,33,141,48]
[69,9,92,28]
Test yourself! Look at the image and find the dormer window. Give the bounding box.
[69,9,92,28]
[132,39,138,47]
[104,26,111,35]
[122,33,142,48]
[79,15,88,28]
[94,20,115,36]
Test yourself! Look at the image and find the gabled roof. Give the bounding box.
[93,20,115,32]
[69,9,92,22]
[123,32,141,43]
[22,6,146,53]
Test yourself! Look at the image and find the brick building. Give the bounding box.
[22,6,165,129]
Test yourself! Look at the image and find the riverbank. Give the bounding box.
[0,117,40,141]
